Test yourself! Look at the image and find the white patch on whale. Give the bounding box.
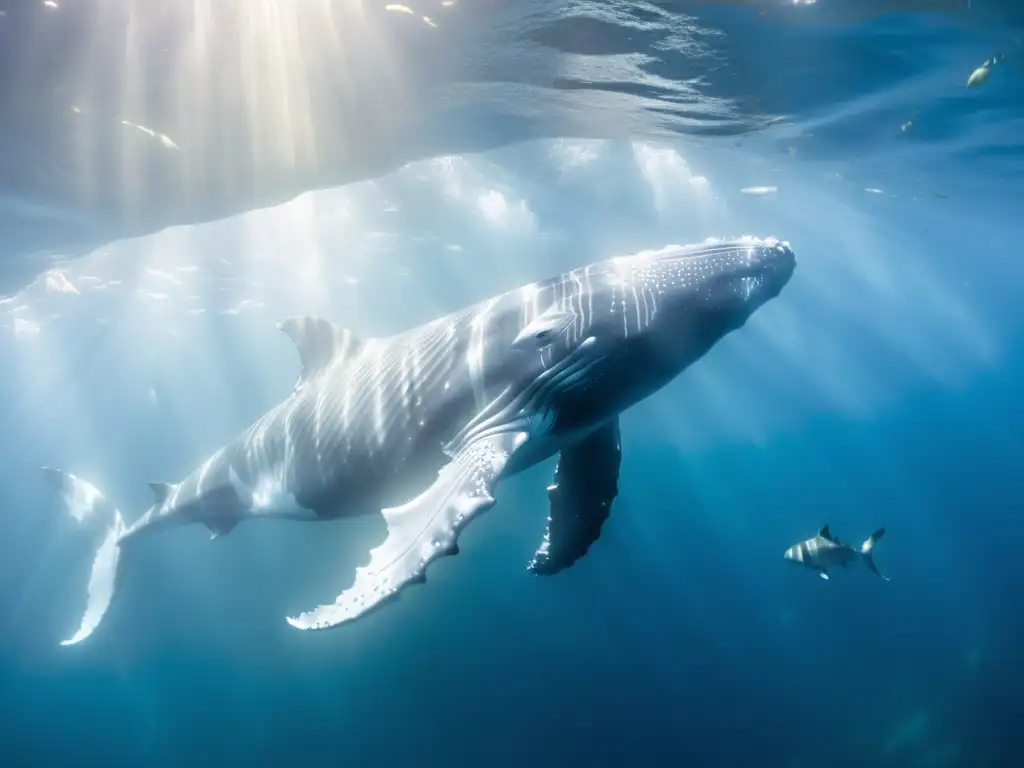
[228,466,315,520]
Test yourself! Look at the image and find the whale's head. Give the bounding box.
[505,237,795,431]
[624,236,795,329]
[620,235,794,346]
[521,237,796,421]
[632,236,793,371]
[579,236,794,359]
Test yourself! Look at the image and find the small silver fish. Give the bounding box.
[784,524,889,581]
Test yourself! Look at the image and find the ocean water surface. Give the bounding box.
[1,1,1023,766]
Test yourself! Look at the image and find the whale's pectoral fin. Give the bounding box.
[286,428,529,631]
[278,315,364,390]
[528,418,621,576]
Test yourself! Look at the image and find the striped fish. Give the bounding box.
[784,524,889,581]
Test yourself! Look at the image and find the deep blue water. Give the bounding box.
[2,1,1024,767]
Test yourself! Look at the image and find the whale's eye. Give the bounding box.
[513,308,574,350]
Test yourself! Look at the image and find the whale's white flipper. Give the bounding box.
[286,428,529,630]
[41,468,127,645]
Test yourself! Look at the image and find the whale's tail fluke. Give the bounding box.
[41,468,128,645]
[860,526,889,581]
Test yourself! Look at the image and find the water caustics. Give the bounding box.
[2,0,1012,295]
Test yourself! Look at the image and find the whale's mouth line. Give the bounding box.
[725,264,772,281]
[705,263,780,289]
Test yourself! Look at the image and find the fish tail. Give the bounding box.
[41,468,130,645]
[860,527,889,581]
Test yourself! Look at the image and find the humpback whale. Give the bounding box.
[43,236,795,645]
[784,525,889,581]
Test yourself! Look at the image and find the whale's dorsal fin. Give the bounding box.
[148,482,175,506]
[278,316,363,389]
[818,524,834,541]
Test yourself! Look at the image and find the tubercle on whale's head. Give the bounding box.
[589,235,796,352]
[635,236,796,317]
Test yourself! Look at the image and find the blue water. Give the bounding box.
[2,1,1023,766]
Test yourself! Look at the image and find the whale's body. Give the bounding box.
[44,236,796,644]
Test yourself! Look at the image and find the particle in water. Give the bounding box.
[966,53,1004,88]
[966,65,990,88]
